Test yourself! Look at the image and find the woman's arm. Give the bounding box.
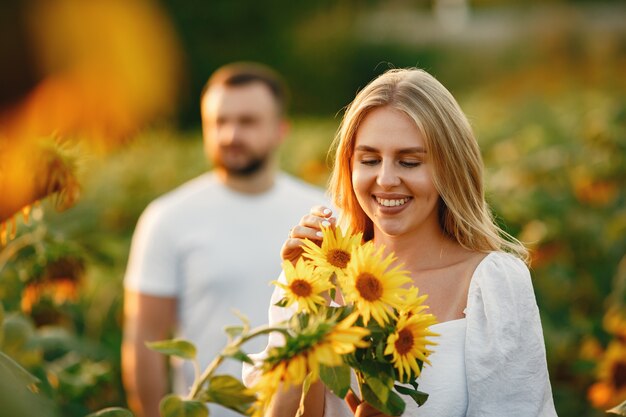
[267,381,326,417]
[464,253,557,416]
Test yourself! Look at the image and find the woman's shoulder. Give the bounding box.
[471,251,530,288]
[466,251,536,315]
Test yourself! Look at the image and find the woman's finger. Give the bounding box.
[310,206,333,219]
[280,206,336,263]
[345,390,360,413]
[290,224,323,241]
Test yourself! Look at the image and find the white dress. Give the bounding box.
[244,251,558,417]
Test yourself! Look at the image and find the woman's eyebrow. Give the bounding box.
[354,145,426,154]
[354,145,378,152]
[398,147,427,154]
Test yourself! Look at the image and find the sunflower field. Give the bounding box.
[1,1,626,416]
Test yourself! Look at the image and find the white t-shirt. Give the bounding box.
[245,251,558,417]
[124,172,326,417]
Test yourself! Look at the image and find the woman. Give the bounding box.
[246,68,557,416]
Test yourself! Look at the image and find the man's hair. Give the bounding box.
[201,62,289,115]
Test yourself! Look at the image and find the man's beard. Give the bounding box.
[214,150,268,177]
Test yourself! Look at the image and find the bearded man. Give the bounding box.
[122,62,325,417]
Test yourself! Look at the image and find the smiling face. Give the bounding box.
[351,106,441,239]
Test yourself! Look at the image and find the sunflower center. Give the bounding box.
[355,273,383,301]
[327,249,350,268]
[395,328,415,355]
[290,279,313,297]
[613,362,626,389]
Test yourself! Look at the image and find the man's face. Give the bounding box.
[201,82,285,177]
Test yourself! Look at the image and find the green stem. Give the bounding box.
[355,370,364,402]
[0,227,45,275]
[186,324,290,400]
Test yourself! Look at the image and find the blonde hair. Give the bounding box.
[328,68,528,263]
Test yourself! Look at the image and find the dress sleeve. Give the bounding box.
[464,253,557,417]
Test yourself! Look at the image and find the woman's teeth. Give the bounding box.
[376,197,410,207]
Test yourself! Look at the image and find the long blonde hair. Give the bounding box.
[328,68,528,262]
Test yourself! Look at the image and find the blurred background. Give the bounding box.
[0,0,625,415]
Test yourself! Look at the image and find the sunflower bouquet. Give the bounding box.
[249,226,439,417]
[142,226,437,417]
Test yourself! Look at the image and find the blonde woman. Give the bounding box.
[249,68,557,416]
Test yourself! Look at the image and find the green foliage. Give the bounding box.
[220,346,253,365]
[360,382,405,416]
[223,325,244,341]
[394,383,429,408]
[146,339,197,360]
[319,364,351,398]
[159,395,208,417]
[0,358,55,417]
[0,350,40,389]
[86,408,134,417]
[199,375,256,415]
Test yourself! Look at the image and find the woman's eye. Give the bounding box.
[400,160,421,168]
[360,159,379,166]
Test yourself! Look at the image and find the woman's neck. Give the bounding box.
[373,225,459,272]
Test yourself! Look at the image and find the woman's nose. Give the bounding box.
[376,161,401,189]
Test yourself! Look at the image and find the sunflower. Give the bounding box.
[249,313,369,416]
[384,312,438,382]
[339,242,411,326]
[588,340,626,409]
[603,306,626,341]
[264,312,370,384]
[272,258,334,313]
[399,286,430,318]
[302,226,363,277]
[248,361,287,417]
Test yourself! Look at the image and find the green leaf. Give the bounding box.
[0,304,4,347]
[394,384,429,407]
[361,383,405,416]
[86,407,135,417]
[363,375,389,404]
[200,374,255,414]
[319,364,351,398]
[274,298,289,308]
[231,310,250,333]
[221,347,253,365]
[159,395,208,417]
[2,314,35,354]
[0,350,39,388]
[223,325,244,341]
[146,339,196,360]
[359,359,394,389]
[608,400,626,416]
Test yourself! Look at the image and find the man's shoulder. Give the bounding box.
[275,172,326,200]
[148,172,222,214]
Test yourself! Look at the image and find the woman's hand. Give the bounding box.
[345,391,391,417]
[281,205,336,264]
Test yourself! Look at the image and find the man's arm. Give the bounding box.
[122,290,177,417]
